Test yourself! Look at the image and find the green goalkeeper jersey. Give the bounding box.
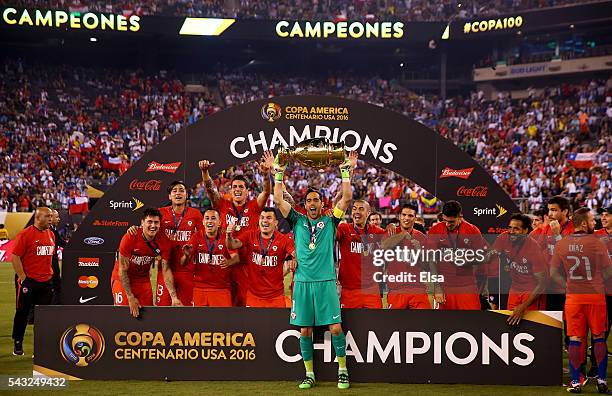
[287,208,342,282]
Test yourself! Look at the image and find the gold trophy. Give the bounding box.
[278,138,346,169]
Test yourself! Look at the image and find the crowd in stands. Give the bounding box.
[0,0,595,21]
[0,58,611,217]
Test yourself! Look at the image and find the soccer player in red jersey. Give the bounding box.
[550,207,612,394]
[111,208,181,317]
[596,206,612,252]
[427,200,489,310]
[156,181,203,306]
[127,181,202,306]
[199,155,271,306]
[384,204,432,310]
[367,211,383,228]
[336,200,386,309]
[182,208,239,307]
[489,213,547,324]
[529,195,575,311]
[11,207,55,356]
[225,207,295,307]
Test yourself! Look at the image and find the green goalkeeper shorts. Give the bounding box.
[290,280,341,327]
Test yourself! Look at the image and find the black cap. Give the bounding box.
[605,206,612,215]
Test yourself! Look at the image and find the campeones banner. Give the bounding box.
[34,306,562,384]
[2,2,609,40]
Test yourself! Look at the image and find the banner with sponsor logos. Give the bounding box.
[61,95,519,305]
[34,306,561,384]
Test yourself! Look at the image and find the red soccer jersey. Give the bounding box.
[427,220,488,288]
[190,231,234,289]
[237,229,295,299]
[530,220,575,292]
[217,198,262,236]
[12,225,55,282]
[159,206,202,273]
[595,229,612,293]
[530,220,576,256]
[111,228,172,282]
[491,233,547,293]
[551,233,611,304]
[337,223,386,290]
[386,228,428,292]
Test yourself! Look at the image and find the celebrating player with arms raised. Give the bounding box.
[199,156,271,306]
[271,149,356,389]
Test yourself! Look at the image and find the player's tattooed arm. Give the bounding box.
[199,159,221,207]
[161,259,183,306]
[118,254,134,298]
[283,187,296,208]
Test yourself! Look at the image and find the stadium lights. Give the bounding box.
[89,37,97,42]
[441,24,450,40]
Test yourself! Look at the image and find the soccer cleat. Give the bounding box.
[597,382,612,394]
[298,376,315,389]
[338,371,350,389]
[581,374,590,387]
[566,382,581,393]
[13,340,23,356]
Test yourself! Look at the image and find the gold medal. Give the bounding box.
[156,255,162,261]
[235,225,241,231]
[363,251,369,257]
[308,242,316,250]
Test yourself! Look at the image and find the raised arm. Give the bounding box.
[225,223,243,250]
[269,151,292,218]
[199,159,221,208]
[335,151,357,213]
[257,152,272,208]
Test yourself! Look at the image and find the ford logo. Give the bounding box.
[84,237,105,246]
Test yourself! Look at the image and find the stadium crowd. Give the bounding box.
[0,58,611,216]
[0,0,595,21]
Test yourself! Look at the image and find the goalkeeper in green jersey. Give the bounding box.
[263,149,356,390]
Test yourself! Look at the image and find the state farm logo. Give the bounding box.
[440,167,474,180]
[146,161,181,173]
[456,185,488,197]
[78,258,100,268]
[78,276,99,289]
[473,204,507,218]
[109,197,144,211]
[92,220,129,227]
[129,178,161,191]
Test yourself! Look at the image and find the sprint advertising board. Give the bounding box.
[34,306,561,384]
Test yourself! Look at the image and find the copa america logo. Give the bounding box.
[261,102,282,122]
[60,324,105,367]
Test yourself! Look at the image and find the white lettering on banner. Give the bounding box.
[229,125,398,164]
[275,330,535,365]
[367,331,400,363]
